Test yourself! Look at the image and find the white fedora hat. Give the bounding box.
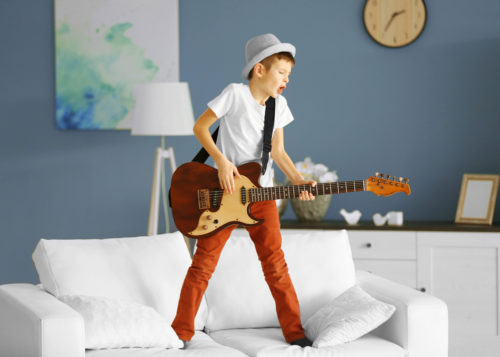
[241,33,296,80]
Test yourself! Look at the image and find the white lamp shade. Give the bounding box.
[131,82,195,136]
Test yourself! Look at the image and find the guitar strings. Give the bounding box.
[207,181,367,196]
[207,181,368,200]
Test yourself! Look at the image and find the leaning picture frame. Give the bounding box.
[455,174,500,225]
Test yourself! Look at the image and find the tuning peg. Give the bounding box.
[375,172,380,177]
[380,173,385,178]
[399,177,404,182]
[404,178,409,184]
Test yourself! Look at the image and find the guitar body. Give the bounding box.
[171,162,264,239]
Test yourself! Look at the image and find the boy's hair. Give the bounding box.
[248,52,295,80]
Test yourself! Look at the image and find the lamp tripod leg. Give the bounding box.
[146,143,192,255]
[147,147,163,236]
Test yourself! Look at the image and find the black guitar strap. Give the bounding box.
[169,97,276,206]
[261,97,275,175]
[191,127,219,163]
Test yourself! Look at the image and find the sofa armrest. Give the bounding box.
[356,270,448,357]
[0,283,85,357]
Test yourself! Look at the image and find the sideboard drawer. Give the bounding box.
[354,259,417,288]
[348,231,416,260]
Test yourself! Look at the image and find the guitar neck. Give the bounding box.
[248,180,367,202]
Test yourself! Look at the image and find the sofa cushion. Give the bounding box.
[32,231,207,330]
[85,331,248,357]
[304,284,396,348]
[59,294,183,349]
[209,328,406,357]
[204,229,356,331]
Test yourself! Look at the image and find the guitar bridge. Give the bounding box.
[198,189,210,209]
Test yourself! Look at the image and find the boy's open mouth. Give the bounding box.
[278,85,286,94]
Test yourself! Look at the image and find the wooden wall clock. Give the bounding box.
[363,0,427,48]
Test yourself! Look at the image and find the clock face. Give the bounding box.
[363,0,427,48]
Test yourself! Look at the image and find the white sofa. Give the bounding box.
[0,229,448,357]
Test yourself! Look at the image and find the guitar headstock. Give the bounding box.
[365,172,411,197]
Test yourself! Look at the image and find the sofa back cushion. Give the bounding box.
[204,229,355,332]
[32,231,206,330]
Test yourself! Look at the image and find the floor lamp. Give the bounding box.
[131,82,195,240]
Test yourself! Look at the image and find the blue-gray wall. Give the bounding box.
[1,0,499,284]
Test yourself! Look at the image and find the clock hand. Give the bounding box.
[384,10,407,31]
[384,15,396,31]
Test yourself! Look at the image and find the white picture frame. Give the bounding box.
[455,174,500,225]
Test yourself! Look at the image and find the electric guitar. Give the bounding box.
[170,162,411,239]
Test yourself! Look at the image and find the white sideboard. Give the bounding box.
[417,231,500,357]
[348,230,418,288]
[281,220,500,357]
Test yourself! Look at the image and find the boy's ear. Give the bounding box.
[253,63,265,78]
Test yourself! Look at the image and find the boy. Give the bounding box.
[172,33,315,347]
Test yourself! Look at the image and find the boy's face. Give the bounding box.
[260,58,293,98]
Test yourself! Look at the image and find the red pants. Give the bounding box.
[172,200,305,342]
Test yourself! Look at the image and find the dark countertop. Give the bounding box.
[279,220,500,232]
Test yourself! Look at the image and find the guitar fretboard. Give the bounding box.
[247,180,366,203]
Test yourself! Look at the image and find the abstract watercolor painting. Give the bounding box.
[55,0,179,129]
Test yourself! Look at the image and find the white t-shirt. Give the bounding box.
[208,83,294,187]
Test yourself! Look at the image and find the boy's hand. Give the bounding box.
[294,179,316,201]
[216,157,241,195]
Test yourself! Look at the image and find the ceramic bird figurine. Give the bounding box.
[372,213,388,226]
[340,209,362,225]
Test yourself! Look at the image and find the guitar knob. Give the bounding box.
[207,215,213,220]
[202,225,208,230]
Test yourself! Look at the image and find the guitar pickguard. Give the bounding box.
[188,176,260,237]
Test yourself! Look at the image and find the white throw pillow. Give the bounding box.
[32,231,207,330]
[204,229,356,331]
[59,295,183,349]
[304,284,396,348]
